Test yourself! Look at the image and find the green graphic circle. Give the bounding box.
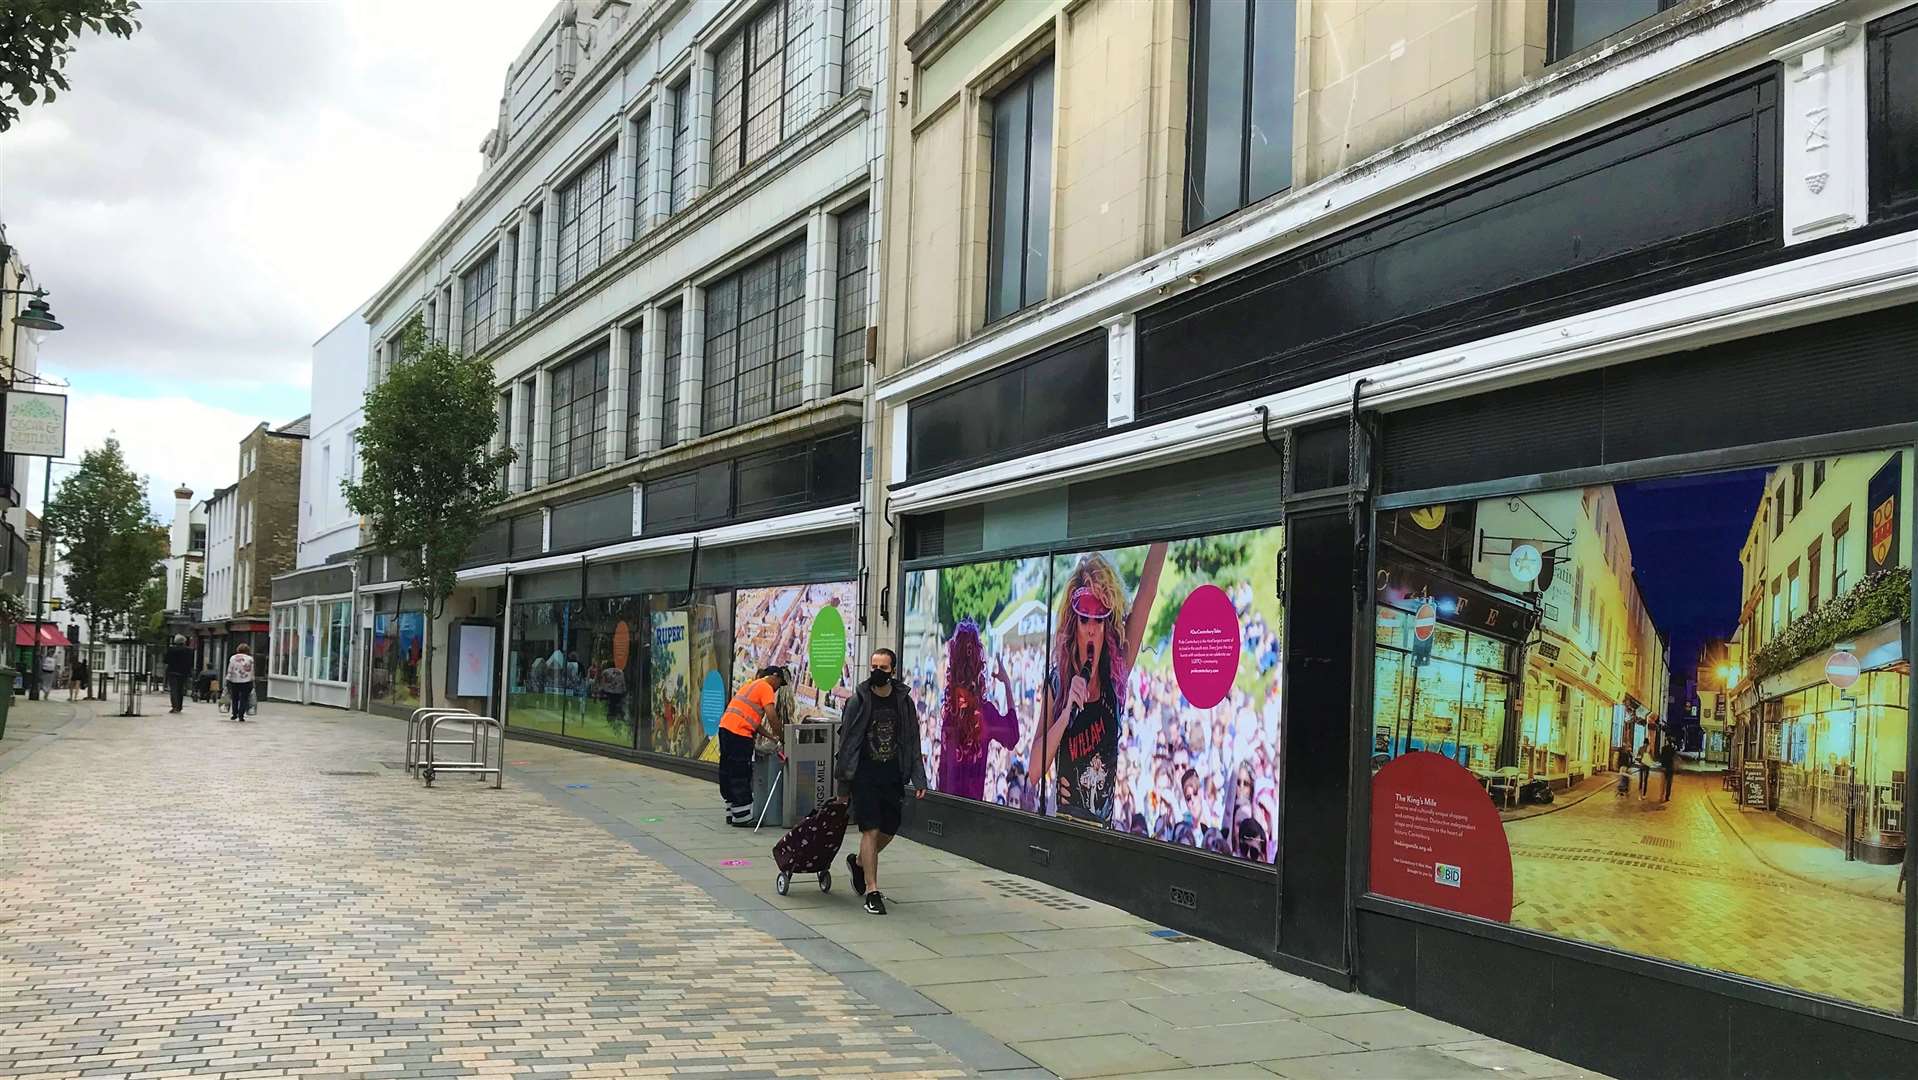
[809,603,847,694]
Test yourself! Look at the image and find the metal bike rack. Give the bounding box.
[421,712,504,789]
[405,707,476,776]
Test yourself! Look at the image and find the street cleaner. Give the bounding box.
[717,665,790,826]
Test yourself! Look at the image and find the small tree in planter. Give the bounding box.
[343,318,514,707]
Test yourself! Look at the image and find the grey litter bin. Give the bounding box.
[750,750,785,829]
[782,715,839,825]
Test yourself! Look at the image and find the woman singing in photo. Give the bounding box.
[1034,544,1165,824]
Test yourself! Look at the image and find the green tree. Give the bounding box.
[131,575,167,647]
[1,1,141,132]
[344,318,515,707]
[42,438,166,653]
[938,560,1014,631]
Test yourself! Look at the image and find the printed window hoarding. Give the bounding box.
[1367,450,1911,1014]
[905,526,1284,864]
[648,591,733,762]
[370,611,424,708]
[732,581,858,720]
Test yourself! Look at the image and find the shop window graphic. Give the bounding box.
[1366,450,1912,1014]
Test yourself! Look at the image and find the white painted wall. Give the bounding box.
[203,486,237,623]
[298,312,370,569]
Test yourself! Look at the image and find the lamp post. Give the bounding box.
[3,286,64,700]
[29,459,81,701]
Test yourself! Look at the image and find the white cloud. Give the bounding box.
[6,0,545,493]
[36,393,266,521]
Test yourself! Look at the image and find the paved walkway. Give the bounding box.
[0,697,1605,1079]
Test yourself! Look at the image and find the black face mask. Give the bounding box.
[869,668,891,688]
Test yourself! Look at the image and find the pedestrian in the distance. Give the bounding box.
[836,649,927,916]
[68,656,89,702]
[164,635,195,713]
[1636,738,1653,799]
[225,644,256,722]
[1660,737,1679,802]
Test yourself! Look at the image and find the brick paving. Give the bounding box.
[0,699,967,1079]
[1507,771,1903,1013]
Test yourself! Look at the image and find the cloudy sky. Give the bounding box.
[5,0,547,515]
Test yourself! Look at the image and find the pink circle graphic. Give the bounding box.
[1172,584,1241,709]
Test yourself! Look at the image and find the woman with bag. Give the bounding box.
[225,644,257,722]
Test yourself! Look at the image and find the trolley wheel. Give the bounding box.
[422,766,435,787]
[818,870,832,894]
[775,871,791,896]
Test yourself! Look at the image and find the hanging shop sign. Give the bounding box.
[1867,452,1902,575]
[4,391,67,459]
[1377,559,1535,643]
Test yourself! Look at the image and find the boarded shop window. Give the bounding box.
[1365,449,1911,1015]
[903,525,1285,866]
[906,330,1105,481]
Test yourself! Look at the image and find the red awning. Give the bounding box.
[13,623,71,648]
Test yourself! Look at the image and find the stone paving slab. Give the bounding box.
[0,697,1613,1079]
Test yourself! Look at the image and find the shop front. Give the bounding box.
[269,563,357,708]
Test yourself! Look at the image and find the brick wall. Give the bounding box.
[234,428,304,617]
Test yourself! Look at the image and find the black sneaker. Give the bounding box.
[863,891,887,916]
[847,853,866,896]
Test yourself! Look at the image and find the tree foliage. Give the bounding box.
[343,318,514,705]
[1,1,141,132]
[43,438,166,644]
[938,560,1014,631]
[132,576,167,646]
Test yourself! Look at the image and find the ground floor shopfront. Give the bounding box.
[268,563,359,710]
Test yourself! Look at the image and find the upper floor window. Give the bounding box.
[460,250,500,354]
[842,0,878,93]
[713,0,814,186]
[631,109,653,237]
[556,147,619,292]
[669,79,693,214]
[660,304,684,449]
[986,59,1054,323]
[704,238,806,434]
[549,345,610,483]
[832,204,870,394]
[502,228,519,325]
[514,381,534,490]
[498,392,514,491]
[528,207,545,308]
[624,319,647,459]
[1187,0,1295,231]
[1549,0,1676,63]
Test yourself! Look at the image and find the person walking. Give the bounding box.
[68,656,89,702]
[836,649,927,916]
[717,666,789,826]
[164,635,195,713]
[1635,738,1653,799]
[1660,736,1679,802]
[225,644,256,722]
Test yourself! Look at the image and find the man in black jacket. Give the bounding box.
[164,635,194,713]
[835,648,926,915]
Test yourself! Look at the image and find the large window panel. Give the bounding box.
[1366,449,1913,1015]
[841,0,878,93]
[703,239,806,435]
[631,109,653,236]
[548,345,610,483]
[556,146,618,292]
[624,318,646,459]
[986,60,1054,323]
[1550,0,1673,63]
[669,79,692,214]
[1187,0,1295,230]
[460,251,499,354]
[832,204,870,394]
[1868,6,1918,222]
[660,304,684,449]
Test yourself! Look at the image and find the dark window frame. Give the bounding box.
[1547,0,1681,65]
[548,344,611,484]
[1184,0,1297,232]
[985,57,1055,323]
[460,249,500,354]
[702,237,807,435]
[555,144,620,292]
[631,108,652,238]
[668,79,693,215]
[1867,5,1918,222]
[660,304,684,449]
[832,203,870,394]
[624,317,647,460]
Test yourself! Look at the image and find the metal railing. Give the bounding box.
[406,706,504,789]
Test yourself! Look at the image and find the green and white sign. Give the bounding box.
[808,602,847,695]
[4,391,66,458]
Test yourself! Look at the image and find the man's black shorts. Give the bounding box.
[852,781,904,836]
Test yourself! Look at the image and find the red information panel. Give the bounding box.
[1369,752,1513,922]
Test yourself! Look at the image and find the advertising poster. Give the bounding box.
[732,581,859,718]
[905,526,1284,865]
[904,557,1052,811]
[649,610,695,757]
[1367,450,1910,1013]
[1047,529,1285,863]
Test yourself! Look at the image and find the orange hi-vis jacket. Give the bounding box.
[720,677,778,738]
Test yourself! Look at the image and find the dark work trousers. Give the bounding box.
[718,729,755,822]
[167,673,188,712]
[230,682,253,720]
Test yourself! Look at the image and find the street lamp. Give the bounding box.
[5,286,67,701]
[28,458,81,701]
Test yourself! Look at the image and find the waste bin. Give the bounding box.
[749,715,841,829]
[782,715,839,825]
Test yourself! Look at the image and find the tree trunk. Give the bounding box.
[422,594,437,709]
